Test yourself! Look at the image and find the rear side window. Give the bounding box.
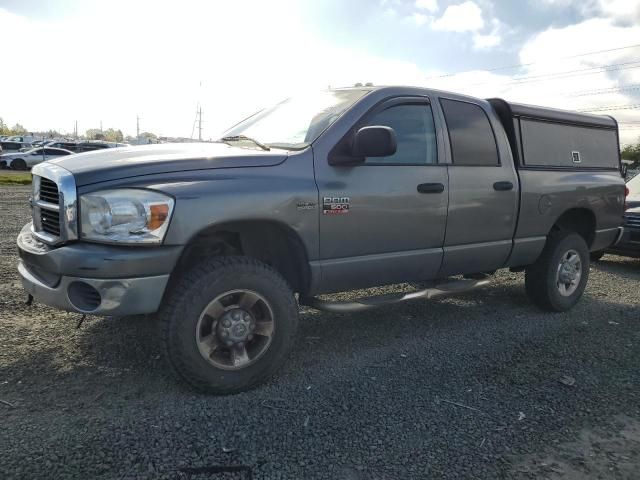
[440,99,499,166]
[364,104,438,165]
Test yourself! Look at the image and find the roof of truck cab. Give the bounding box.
[330,86,618,129]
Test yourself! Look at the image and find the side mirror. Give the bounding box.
[352,126,397,158]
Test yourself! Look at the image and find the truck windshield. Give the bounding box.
[222,89,369,150]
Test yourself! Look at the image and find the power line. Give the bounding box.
[565,84,640,97]
[466,61,640,88]
[426,43,640,80]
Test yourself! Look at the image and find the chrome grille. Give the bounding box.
[37,177,61,236]
[31,163,78,246]
[624,212,640,230]
[39,177,60,204]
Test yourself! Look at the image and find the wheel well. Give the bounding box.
[174,221,311,294]
[551,208,596,247]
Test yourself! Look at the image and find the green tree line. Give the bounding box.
[622,143,640,166]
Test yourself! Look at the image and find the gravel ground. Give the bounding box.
[1,185,639,480]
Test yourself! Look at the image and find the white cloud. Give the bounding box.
[598,0,640,20]
[0,2,433,139]
[430,15,640,145]
[409,12,430,26]
[415,0,439,13]
[473,32,501,49]
[432,1,484,32]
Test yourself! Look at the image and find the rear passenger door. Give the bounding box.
[437,98,519,276]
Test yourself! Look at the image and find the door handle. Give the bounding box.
[417,183,445,194]
[493,181,514,191]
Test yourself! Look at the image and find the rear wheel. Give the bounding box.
[11,159,27,170]
[525,231,589,312]
[159,256,298,394]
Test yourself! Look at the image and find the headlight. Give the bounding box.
[80,189,174,244]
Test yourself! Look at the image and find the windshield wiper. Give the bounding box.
[219,135,270,151]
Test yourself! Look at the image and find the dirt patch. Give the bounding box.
[513,416,640,479]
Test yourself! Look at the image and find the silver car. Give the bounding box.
[0,147,74,170]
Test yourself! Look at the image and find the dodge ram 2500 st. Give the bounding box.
[17,86,626,394]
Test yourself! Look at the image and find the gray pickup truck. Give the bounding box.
[17,86,626,394]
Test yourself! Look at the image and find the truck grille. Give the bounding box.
[40,208,61,236]
[38,178,61,236]
[624,212,640,230]
[39,177,60,204]
[31,163,78,245]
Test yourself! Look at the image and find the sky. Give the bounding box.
[1,0,639,145]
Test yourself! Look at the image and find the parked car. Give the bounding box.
[5,135,37,144]
[596,173,640,259]
[1,147,74,170]
[74,141,128,153]
[0,141,29,154]
[17,86,625,394]
[45,141,81,152]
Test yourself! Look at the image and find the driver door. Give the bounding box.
[313,97,449,293]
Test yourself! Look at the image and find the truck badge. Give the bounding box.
[323,196,350,215]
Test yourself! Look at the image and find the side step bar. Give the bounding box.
[300,277,491,313]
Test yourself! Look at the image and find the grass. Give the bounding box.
[0,172,32,185]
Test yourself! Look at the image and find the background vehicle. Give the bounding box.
[0,141,29,153]
[598,174,640,259]
[5,134,37,144]
[74,141,129,153]
[16,86,625,394]
[2,147,74,170]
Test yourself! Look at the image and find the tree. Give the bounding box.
[138,131,158,144]
[103,128,123,142]
[85,128,105,140]
[11,123,27,135]
[0,118,10,135]
[621,142,640,167]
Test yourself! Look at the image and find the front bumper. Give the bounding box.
[607,227,640,258]
[17,223,182,316]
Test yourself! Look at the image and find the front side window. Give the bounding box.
[440,99,499,166]
[223,89,369,150]
[364,104,437,165]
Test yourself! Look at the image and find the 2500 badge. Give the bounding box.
[322,196,350,215]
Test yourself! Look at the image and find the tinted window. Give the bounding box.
[440,99,499,166]
[364,104,437,165]
[1,142,21,151]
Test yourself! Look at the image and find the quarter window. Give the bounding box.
[364,104,438,165]
[440,99,499,166]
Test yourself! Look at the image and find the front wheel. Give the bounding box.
[11,159,27,170]
[159,256,298,394]
[525,232,589,312]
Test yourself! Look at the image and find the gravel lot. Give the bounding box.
[1,185,639,480]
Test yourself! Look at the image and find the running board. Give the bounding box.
[300,277,492,313]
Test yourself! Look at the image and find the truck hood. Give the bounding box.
[48,143,289,186]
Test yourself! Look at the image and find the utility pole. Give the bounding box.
[100,120,103,133]
[136,114,140,139]
[74,120,78,140]
[197,106,203,142]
